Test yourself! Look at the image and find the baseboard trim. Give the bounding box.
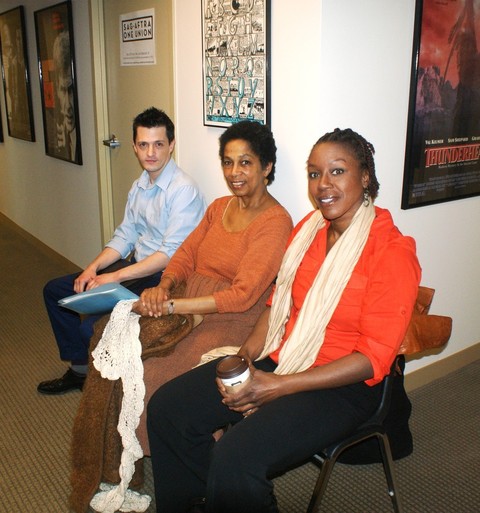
[0,213,81,273]
[405,343,480,391]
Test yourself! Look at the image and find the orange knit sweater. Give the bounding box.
[164,196,293,313]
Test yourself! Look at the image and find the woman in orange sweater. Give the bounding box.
[134,120,293,452]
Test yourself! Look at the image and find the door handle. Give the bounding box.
[103,135,121,148]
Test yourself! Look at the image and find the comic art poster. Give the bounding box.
[202,0,270,127]
[402,0,480,208]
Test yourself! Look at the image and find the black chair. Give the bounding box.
[305,286,452,513]
[307,357,402,513]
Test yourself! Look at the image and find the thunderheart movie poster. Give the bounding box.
[402,0,480,208]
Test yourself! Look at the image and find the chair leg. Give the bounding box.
[308,436,403,513]
[306,457,336,513]
[377,433,403,513]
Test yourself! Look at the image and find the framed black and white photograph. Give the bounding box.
[402,0,480,209]
[34,0,82,164]
[201,0,271,128]
[0,6,35,142]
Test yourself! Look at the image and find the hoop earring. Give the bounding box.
[363,188,370,207]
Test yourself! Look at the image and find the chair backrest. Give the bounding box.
[368,357,398,426]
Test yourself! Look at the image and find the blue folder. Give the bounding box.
[58,283,139,315]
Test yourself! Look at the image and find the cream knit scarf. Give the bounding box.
[257,201,375,374]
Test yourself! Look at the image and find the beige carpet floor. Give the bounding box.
[1,213,479,513]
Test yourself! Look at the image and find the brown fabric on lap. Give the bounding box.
[69,285,195,513]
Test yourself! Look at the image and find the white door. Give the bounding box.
[91,0,174,241]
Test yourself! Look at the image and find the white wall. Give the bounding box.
[0,0,101,265]
[173,0,479,373]
[173,1,322,219]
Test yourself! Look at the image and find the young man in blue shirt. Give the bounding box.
[38,107,206,395]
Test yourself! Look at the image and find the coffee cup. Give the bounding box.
[216,355,251,393]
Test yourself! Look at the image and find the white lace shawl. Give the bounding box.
[89,299,151,513]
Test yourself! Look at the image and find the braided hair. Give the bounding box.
[313,128,380,200]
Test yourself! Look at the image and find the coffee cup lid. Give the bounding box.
[216,355,248,379]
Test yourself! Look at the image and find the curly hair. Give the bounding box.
[218,121,277,185]
[313,128,380,200]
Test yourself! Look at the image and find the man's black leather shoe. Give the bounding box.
[37,368,86,395]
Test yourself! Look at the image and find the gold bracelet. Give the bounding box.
[167,299,175,315]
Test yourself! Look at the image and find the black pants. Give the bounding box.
[147,358,382,513]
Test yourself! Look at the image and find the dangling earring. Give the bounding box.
[363,188,370,207]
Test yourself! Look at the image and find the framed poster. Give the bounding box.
[0,6,35,141]
[34,0,82,164]
[202,0,271,127]
[402,0,480,209]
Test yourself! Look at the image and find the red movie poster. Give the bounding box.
[402,0,480,208]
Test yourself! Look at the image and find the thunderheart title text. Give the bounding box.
[424,143,480,168]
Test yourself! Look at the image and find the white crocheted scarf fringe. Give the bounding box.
[89,299,151,513]
[200,203,375,374]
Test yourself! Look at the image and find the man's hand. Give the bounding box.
[74,267,121,293]
[74,269,97,293]
[84,272,119,290]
